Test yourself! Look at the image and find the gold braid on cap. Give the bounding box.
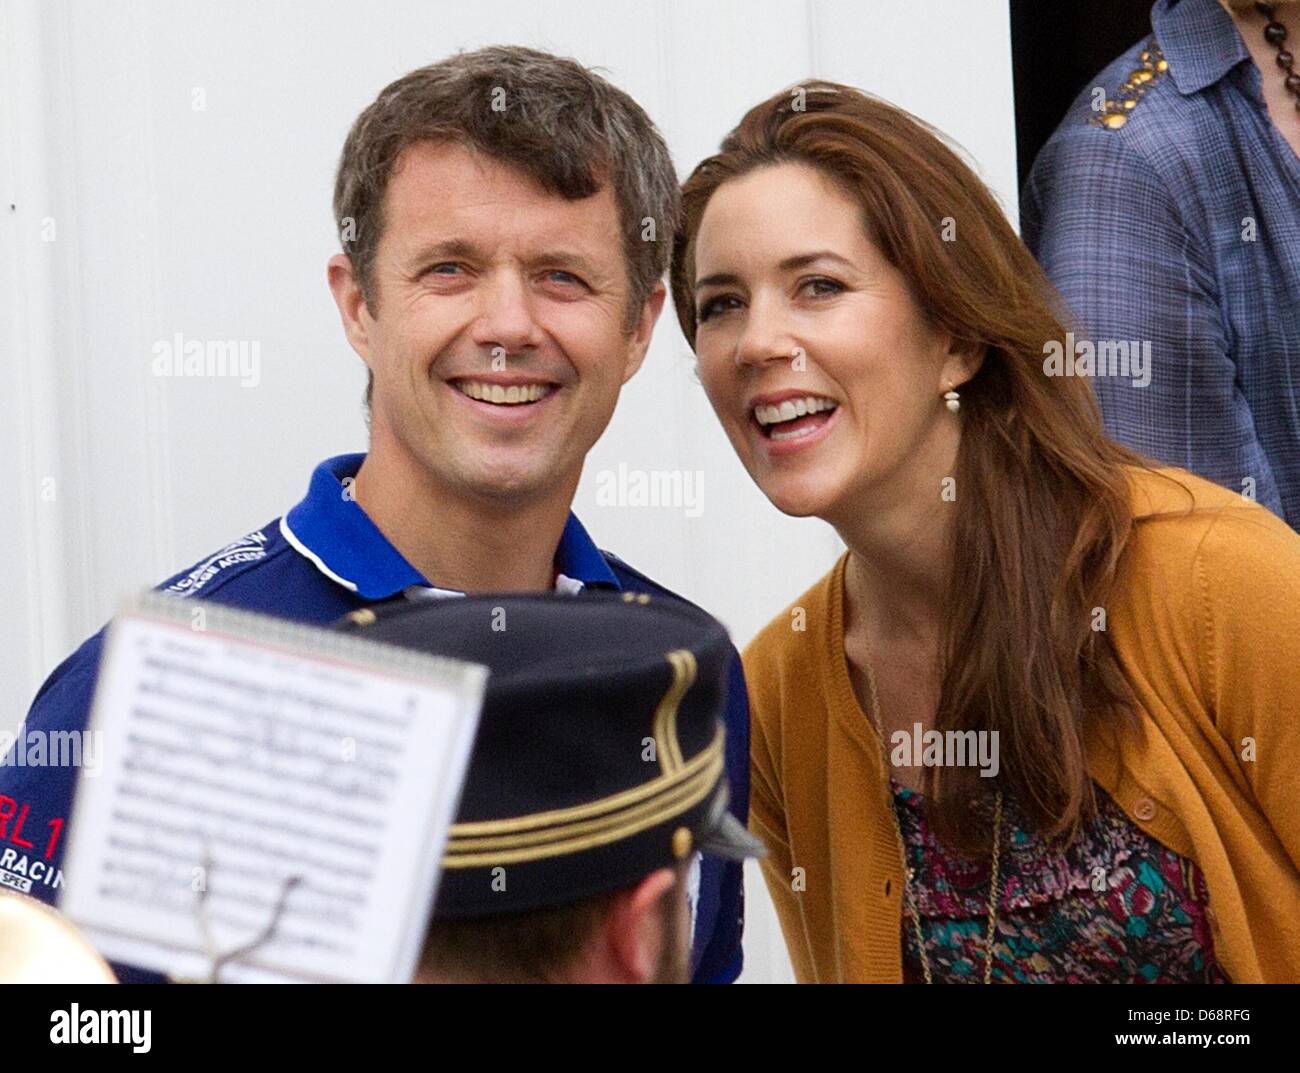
[443,649,720,867]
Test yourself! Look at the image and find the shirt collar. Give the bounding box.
[281,453,620,600]
[1153,0,1251,96]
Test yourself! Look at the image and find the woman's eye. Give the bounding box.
[803,277,843,297]
[698,295,740,322]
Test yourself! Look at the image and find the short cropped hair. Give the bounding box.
[420,863,689,983]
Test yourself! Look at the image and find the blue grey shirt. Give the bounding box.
[1022,0,1300,528]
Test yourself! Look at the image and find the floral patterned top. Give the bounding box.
[892,778,1227,983]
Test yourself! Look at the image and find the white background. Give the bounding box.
[0,0,1019,983]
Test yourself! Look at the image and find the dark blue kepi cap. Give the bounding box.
[334,592,764,919]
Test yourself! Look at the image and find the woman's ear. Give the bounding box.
[939,338,986,394]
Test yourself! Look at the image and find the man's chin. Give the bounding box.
[449,459,566,505]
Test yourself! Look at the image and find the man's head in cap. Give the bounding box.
[336,591,764,983]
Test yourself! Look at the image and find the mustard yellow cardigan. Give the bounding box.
[743,467,1300,983]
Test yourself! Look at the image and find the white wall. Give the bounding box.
[0,0,1018,983]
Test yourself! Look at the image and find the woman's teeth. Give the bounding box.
[455,380,553,405]
[754,396,837,426]
[753,395,838,439]
[770,423,820,442]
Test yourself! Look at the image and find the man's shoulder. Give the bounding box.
[157,522,293,600]
[24,518,333,727]
[1057,37,1182,139]
[30,518,308,697]
[155,519,364,624]
[602,550,749,705]
[601,552,720,621]
[1026,35,1215,210]
[1069,28,1258,187]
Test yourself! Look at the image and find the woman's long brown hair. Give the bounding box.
[671,82,1165,852]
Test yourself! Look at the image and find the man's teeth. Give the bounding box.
[456,380,552,405]
[753,396,838,427]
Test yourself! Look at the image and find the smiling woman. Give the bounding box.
[671,82,1146,848]
[671,82,1300,984]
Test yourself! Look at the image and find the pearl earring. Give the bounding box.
[944,387,961,413]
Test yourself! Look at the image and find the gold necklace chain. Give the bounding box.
[858,645,1003,984]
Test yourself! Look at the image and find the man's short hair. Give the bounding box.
[419,863,688,983]
[333,45,681,407]
[419,885,620,983]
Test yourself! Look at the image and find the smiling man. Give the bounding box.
[2,46,750,984]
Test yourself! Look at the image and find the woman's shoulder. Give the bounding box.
[1119,464,1300,619]
[1125,465,1299,558]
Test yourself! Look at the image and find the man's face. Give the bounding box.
[352,141,660,505]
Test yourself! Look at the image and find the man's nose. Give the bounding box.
[470,270,544,358]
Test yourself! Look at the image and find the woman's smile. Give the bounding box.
[748,390,842,456]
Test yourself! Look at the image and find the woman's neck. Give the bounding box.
[829,443,959,648]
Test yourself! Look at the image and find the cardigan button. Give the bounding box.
[1134,797,1157,821]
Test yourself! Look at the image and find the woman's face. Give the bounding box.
[690,162,969,522]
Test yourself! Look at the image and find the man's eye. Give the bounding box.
[427,263,461,275]
[697,295,740,322]
[546,270,583,286]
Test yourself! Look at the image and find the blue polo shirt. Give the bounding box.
[1,453,749,983]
